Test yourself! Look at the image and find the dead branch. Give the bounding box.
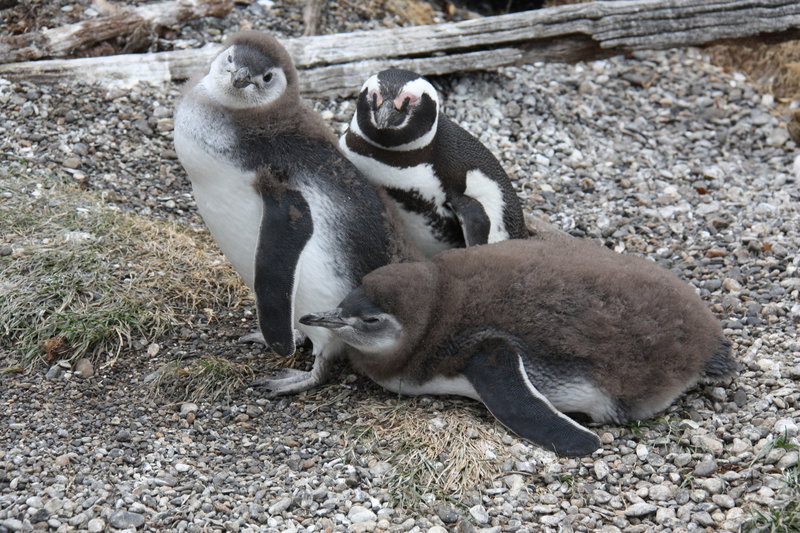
[0,0,233,63]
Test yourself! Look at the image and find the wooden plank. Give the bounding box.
[0,0,798,97]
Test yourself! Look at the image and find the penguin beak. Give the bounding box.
[373,99,404,129]
[232,67,253,89]
[300,309,347,329]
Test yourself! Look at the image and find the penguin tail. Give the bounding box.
[702,337,737,381]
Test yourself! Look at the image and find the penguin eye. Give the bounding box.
[263,72,273,83]
[362,316,380,324]
[227,55,233,63]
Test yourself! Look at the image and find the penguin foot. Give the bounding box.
[251,369,323,397]
[251,352,335,397]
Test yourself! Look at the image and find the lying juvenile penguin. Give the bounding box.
[340,69,528,257]
[300,236,736,456]
[174,31,418,395]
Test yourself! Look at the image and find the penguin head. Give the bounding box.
[204,31,298,110]
[352,69,440,150]
[299,287,404,356]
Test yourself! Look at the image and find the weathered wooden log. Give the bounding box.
[0,0,233,63]
[0,0,798,97]
[302,0,326,37]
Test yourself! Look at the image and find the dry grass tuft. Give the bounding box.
[149,356,256,402]
[0,159,248,370]
[707,40,800,101]
[347,397,508,507]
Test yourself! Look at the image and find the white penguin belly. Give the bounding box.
[292,185,352,357]
[464,169,509,243]
[341,146,454,256]
[174,128,261,288]
[377,375,480,401]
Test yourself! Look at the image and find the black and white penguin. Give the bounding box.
[174,31,418,396]
[339,69,527,257]
[300,235,736,456]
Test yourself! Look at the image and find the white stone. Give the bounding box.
[774,418,799,438]
[700,477,723,494]
[180,403,198,416]
[694,434,724,455]
[594,459,610,480]
[469,505,490,525]
[268,497,292,515]
[656,506,676,525]
[87,518,106,533]
[625,503,657,517]
[25,496,44,508]
[648,484,672,501]
[731,438,751,454]
[349,505,377,524]
[636,443,648,461]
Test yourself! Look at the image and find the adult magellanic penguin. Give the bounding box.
[340,69,527,257]
[174,31,418,395]
[300,235,736,456]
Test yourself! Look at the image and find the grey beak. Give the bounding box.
[232,67,252,89]
[373,99,401,129]
[299,309,347,329]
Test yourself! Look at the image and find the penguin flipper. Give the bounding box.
[446,195,491,247]
[463,340,601,456]
[254,188,313,357]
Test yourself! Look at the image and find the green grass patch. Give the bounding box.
[0,157,248,370]
[744,499,800,533]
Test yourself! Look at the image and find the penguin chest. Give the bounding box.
[291,185,354,354]
[174,126,261,288]
[341,144,457,256]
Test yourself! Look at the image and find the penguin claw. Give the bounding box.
[250,369,321,397]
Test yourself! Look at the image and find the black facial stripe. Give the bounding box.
[355,92,437,148]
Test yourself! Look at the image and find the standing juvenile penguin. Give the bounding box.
[340,69,527,257]
[174,31,417,395]
[301,236,736,456]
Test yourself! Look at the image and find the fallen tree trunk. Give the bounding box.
[0,0,798,97]
[0,0,232,63]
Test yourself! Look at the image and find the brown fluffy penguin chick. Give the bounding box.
[300,235,736,456]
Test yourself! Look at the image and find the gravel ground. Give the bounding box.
[2,5,800,532]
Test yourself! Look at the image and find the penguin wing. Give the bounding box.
[462,338,601,456]
[446,194,491,247]
[254,188,314,357]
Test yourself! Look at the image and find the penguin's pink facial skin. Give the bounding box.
[394,92,419,112]
[368,88,384,109]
